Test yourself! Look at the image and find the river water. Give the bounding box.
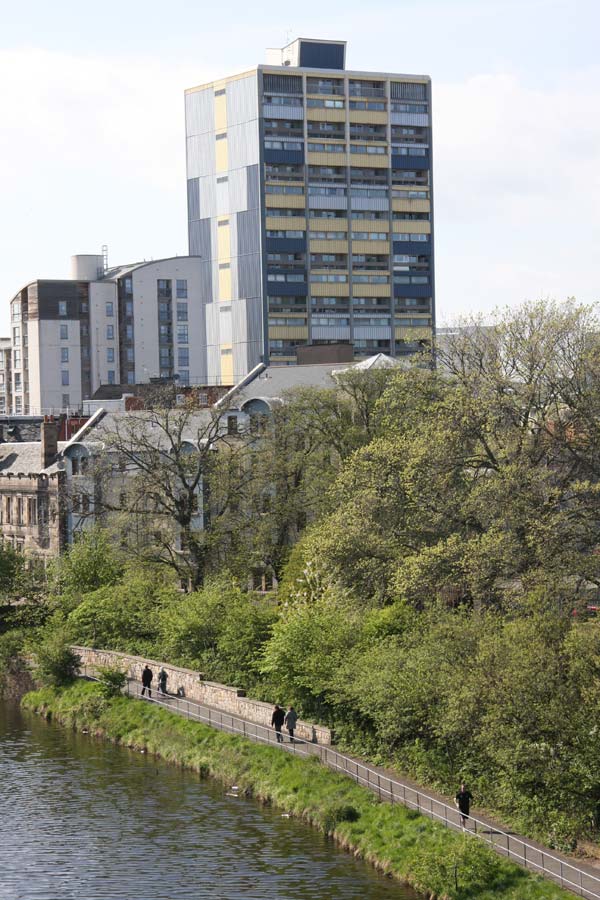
[0,702,417,900]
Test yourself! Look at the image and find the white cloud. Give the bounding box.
[0,48,209,330]
[433,69,600,318]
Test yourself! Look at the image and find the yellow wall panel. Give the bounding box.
[307,151,347,166]
[217,223,230,260]
[353,282,391,297]
[218,266,231,300]
[349,218,389,233]
[393,220,431,234]
[266,216,306,230]
[395,326,433,340]
[349,152,389,168]
[214,94,227,131]
[306,107,346,123]
[220,348,234,383]
[309,239,349,254]
[351,240,390,255]
[215,137,228,173]
[349,110,388,125]
[310,282,349,297]
[309,219,348,233]
[265,193,306,209]
[269,326,309,340]
[392,198,431,213]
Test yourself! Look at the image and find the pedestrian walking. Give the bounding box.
[455,782,473,828]
[271,704,285,743]
[158,668,168,696]
[141,664,153,698]
[284,706,298,742]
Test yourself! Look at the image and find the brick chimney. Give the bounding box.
[41,416,59,469]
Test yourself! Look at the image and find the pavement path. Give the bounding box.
[86,669,600,899]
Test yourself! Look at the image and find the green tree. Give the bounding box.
[49,527,124,606]
[65,566,178,653]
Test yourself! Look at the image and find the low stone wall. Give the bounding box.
[72,646,332,746]
[1,660,37,700]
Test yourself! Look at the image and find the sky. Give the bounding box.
[0,0,599,333]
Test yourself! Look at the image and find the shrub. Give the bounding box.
[321,803,361,832]
[34,632,81,686]
[96,665,127,699]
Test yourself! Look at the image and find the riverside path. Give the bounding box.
[79,661,600,900]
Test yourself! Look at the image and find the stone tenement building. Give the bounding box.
[0,419,65,558]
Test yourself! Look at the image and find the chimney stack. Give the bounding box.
[41,416,59,469]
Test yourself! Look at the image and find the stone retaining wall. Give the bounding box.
[72,646,332,745]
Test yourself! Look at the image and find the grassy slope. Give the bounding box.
[22,681,574,900]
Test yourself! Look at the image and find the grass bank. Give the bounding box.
[22,681,573,900]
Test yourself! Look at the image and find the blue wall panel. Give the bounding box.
[264,149,304,165]
[266,238,306,253]
[393,240,431,256]
[266,281,307,296]
[393,283,432,299]
[299,42,345,69]
[392,154,431,170]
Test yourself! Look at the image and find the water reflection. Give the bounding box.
[0,703,417,900]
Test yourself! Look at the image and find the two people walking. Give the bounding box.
[271,704,298,743]
[141,665,168,699]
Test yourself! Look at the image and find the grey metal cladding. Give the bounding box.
[228,121,260,170]
[185,88,215,137]
[228,168,247,214]
[262,103,304,120]
[246,164,260,210]
[205,301,220,344]
[198,258,214,302]
[198,175,217,219]
[238,253,262,299]
[263,73,302,94]
[231,296,263,372]
[187,178,200,221]
[219,306,233,344]
[189,218,211,259]
[352,325,392,339]
[247,297,264,345]
[216,179,230,216]
[229,217,239,299]
[391,112,429,127]
[237,209,261,256]
[187,133,216,179]
[207,343,220,381]
[308,195,348,210]
[390,82,427,100]
[226,74,259,126]
[350,196,390,211]
[231,295,247,342]
[311,325,351,341]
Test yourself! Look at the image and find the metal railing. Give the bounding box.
[81,666,600,899]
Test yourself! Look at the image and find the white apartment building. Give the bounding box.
[7,254,213,415]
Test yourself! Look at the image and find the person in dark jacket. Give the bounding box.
[271,704,285,743]
[455,782,473,828]
[284,706,298,742]
[141,665,153,698]
[158,668,168,696]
